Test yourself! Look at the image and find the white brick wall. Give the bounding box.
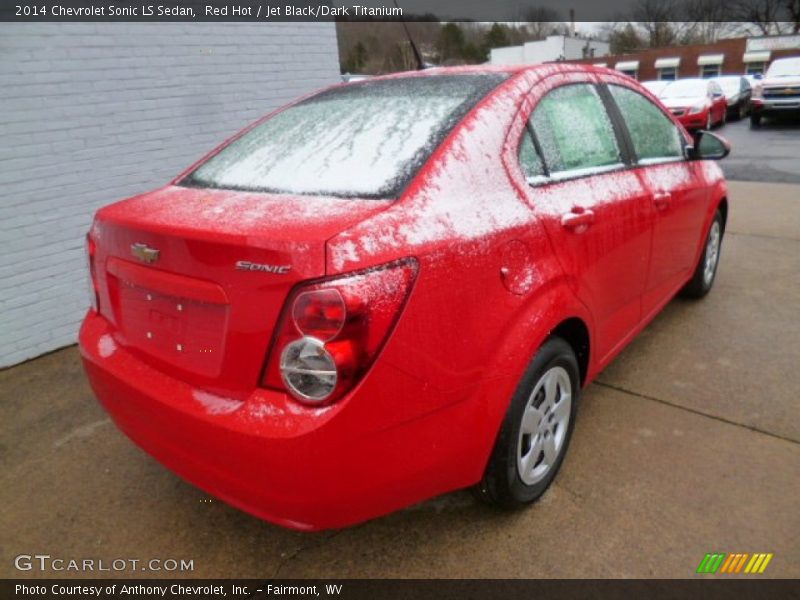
[0,22,340,367]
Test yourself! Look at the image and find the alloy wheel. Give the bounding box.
[703,221,721,287]
[516,366,572,485]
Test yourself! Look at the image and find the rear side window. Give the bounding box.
[182,74,508,199]
[609,85,684,163]
[518,131,545,180]
[532,84,622,176]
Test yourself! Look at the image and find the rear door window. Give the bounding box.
[531,83,623,178]
[609,84,684,163]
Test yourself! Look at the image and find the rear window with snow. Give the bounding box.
[182,74,508,199]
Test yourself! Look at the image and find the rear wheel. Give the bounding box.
[681,210,723,299]
[473,337,580,507]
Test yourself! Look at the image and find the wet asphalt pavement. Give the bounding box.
[1,181,799,579]
[717,113,800,184]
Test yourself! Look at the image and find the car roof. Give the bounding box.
[341,62,616,84]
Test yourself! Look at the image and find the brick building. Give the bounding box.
[572,34,800,81]
[0,23,341,367]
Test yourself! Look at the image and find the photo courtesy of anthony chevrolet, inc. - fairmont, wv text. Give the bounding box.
[1,0,800,598]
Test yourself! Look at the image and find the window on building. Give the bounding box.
[654,57,680,81]
[615,61,640,81]
[743,51,771,76]
[698,54,724,78]
[658,67,677,80]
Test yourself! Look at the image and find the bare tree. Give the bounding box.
[520,7,564,41]
[682,0,744,42]
[785,0,800,31]
[732,0,794,34]
[599,22,647,54]
[630,0,690,47]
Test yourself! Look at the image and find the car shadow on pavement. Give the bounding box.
[752,113,800,129]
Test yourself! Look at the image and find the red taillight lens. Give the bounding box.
[262,259,418,405]
[292,288,346,341]
[85,233,99,312]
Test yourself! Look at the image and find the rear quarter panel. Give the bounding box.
[324,67,595,480]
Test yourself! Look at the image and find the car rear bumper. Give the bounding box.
[79,310,492,530]
[752,99,800,113]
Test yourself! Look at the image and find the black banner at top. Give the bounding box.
[0,0,778,22]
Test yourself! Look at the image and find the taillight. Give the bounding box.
[85,233,99,312]
[262,259,418,405]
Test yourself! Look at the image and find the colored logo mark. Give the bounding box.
[696,553,773,574]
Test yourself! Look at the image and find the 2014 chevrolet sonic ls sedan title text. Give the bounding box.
[80,64,730,530]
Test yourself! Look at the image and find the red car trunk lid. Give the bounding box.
[93,185,389,397]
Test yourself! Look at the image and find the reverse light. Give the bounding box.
[263,259,418,405]
[280,337,338,401]
[85,233,99,311]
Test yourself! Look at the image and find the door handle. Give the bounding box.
[561,209,594,231]
[653,192,671,210]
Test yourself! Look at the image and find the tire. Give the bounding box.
[681,210,723,299]
[738,102,745,120]
[473,337,580,508]
[750,113,762,127]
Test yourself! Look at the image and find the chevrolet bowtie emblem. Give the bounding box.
[131,242,160,264]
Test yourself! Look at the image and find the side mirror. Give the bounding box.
[687,130,730,161]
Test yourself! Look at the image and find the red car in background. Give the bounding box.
[658,78,728,130]
[80,64,730,530]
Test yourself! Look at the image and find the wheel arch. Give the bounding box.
[463,281,595,489]
[483,280,595,404]
[549,317,591,387]
[717,195,728,233]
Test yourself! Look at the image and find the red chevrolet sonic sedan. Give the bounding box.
[80,64,730,530]
[658,78,729,131]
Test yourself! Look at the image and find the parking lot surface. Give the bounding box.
[2,181,799,579]
[718,115,800,184]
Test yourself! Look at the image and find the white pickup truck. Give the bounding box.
[751,56,800,126]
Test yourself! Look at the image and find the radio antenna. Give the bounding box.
[393,0,425,70]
